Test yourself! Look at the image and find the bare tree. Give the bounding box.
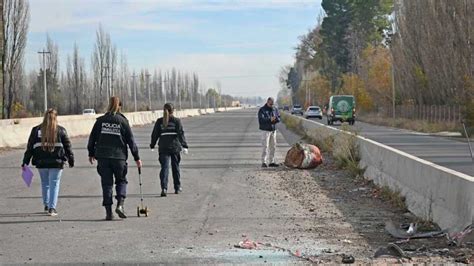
[91,25,111,110]
[2,0,29,118]
[66,43,86,114]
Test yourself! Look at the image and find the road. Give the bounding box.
[301,115,474,177]
[1,109,469,264]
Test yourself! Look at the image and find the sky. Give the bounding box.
[26,0,322,98]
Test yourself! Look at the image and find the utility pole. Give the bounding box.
[131,73,138,112]
[145,72,151,110]
[38,49,51,112]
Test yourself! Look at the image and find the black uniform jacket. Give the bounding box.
[87,112,140,161]
[150,116,188,154]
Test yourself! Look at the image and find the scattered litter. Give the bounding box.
[448,223,473,246]
[374,243,410,259]
[406,223,417,234]
[341,254,355,264]
[322,248,334,253]
[234,238,319,263]
[342,239,352,244]
[385,221,446,239]
[235,239,259,250]
[350,187,368,192]
[455,254,473,264]
[284,142,323,169]
[263,234,273,238]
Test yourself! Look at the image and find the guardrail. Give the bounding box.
[0,107,241,148]
[289,114,474,232]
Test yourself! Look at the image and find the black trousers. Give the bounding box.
[159,152,181,191]
[97,159,128,206]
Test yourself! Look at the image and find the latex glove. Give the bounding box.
[182,148,189,155]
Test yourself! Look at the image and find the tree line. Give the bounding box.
[278,0,473,124]
[0,0,255,119]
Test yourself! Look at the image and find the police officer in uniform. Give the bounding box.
[87,97,142,220]
[150,103,188,197]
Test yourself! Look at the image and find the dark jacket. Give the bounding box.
[22,125,74,169]
[150,116,188,154]
[87,112,140,161]
[258,104,280,131]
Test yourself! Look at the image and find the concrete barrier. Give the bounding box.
[0,107,242,148]
[290,114,474,232]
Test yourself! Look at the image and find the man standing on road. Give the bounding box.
[87,96,142,220]
[258,97,280,167]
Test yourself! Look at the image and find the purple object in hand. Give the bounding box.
[22,165,34,187]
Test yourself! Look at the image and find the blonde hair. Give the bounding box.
[107,96,121,114]
[41,108,58,152]
[163,103,174,128]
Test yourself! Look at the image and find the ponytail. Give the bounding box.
[107,96,121,114]
[41,108,58,152]
[163,103,174,127]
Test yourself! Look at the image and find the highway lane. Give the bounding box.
[300,115,474,176]
[0,109,307,264]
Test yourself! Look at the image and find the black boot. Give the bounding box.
[115,198,127,219]
[105,205,113,221]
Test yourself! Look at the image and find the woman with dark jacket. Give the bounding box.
[87,96,141,220]
[150,103,188,197]
[22,108,74,216]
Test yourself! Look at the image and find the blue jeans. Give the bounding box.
[159,153,181,191]
[37,168,63,209]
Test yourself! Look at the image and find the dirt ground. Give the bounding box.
[251,126,474,264]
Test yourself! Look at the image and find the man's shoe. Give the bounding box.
[44,205,49,212]
[105,205,113,221]
[161,189,167,197]
[175,187,182,194]
[48,208,58,217]
[269,163,280,167]
[261,163,268,168]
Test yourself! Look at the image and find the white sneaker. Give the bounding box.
[48,208,58,216]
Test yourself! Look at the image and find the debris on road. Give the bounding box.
[341,254,355,264]
[234,239,259,249]
[284,142,323,169]
[385,221,446,239]
[234,238,321,263]
[374,243,410,259]
[448,223,473,246]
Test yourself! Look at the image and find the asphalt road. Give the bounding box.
[0,109,311,264]
[2,109,470,264]
[300,115,474,176]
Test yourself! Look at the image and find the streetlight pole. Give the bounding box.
[38,49,51,112]
[131,73,138,112]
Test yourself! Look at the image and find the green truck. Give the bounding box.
[326,95,356,125]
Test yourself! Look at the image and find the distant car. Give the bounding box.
[82,109,96,115]
[326,95,356,125]
[291,104,303,115]
[283,105,290,111]
[304,106,323,119]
